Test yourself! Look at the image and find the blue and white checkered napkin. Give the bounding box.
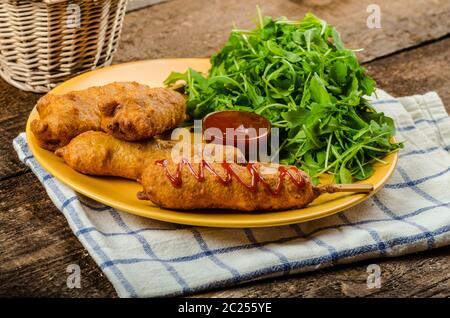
[13,89,450,298]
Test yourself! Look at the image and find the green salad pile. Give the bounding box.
[165,12,402,183]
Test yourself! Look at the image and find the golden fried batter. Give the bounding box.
[31,82,186,150]
[55,131,177,179]
[55,131,244,180]
[137,160,321,211]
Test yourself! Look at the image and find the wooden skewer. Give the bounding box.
[316,183,374,194]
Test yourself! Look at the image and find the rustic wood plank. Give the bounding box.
[0,172,116,297]
[116,0,450,63]
[0,84,40,180]
[366,37,450,113]
[126,0,168,12]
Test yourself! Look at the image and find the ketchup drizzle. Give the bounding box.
[155,159,305,195]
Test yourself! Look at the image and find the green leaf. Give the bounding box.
[284,51,302,63]
[292,30,303,45]
[334,60,347,84]
[303,28,316,52]
[302,123,325,149]
[339,166,353,183]
[163,71,187,85]
[355,165,374,180]
[281,109,310,127]
[332,27,344,50]
[360,75,376,95]
[309,74,331,105]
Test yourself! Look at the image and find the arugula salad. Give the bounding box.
[165,13,402,183]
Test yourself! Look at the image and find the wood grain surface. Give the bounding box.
[0,0,449,298]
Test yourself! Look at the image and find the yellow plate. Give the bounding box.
[26,58,398,228]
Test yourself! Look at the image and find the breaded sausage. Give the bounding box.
[31,82,186,150]
[55,131,244,180]
[137,159,321,211]
[55,131,177,179]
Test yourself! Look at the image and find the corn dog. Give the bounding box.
[137,158,374,211]
[137,159,319,211]
[55,131,244,180]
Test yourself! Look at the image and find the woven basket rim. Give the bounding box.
[0,0,128,93]
[11,0,109,4]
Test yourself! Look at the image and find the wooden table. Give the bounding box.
[1,0,449,297]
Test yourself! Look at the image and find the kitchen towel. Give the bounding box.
[13,89,450,297]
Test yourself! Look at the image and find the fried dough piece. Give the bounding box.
[137,160,321,211]
[55,131,176,179]
[31,82,186,150]
[55,131,244,180]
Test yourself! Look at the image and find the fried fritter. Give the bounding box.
[55,131,177,179]
[55,131,244,180]
[31,82,186,150]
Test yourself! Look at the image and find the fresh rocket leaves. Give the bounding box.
[164,13,402,183]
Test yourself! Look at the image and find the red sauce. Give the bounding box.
[202,110,271,144]
[155,159,305,195]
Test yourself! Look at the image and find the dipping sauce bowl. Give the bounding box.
[202,110,271,161]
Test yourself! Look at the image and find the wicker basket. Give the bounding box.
[0,0,128,92]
